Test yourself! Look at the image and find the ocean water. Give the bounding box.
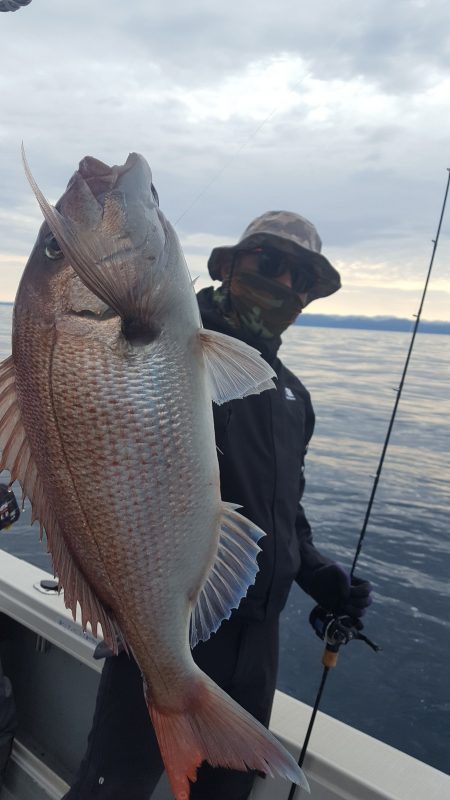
[0,302,449,775]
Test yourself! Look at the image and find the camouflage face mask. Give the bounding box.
[217,266,305,339]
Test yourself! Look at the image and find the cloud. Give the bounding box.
[1,1,449,318]
[3,0,450,88]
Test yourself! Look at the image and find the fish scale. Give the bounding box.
[43,326,213,691]
[51,334,207,604]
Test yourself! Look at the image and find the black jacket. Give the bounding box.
[198,288,331,620]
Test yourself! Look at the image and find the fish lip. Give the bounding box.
[69,152,155,209]
[55,152,158,242]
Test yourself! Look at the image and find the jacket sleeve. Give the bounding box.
[294,389,332,594]
[212,401,232,454]
[294,472,332,595]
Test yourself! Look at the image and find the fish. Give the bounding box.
[0,150,309,798]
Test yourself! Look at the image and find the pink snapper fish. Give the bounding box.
[0,150,308,798]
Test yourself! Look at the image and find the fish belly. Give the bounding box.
[18,322,220,694]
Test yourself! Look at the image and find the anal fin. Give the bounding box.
[190,502,265,648]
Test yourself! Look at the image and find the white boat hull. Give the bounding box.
[0,551,448,800]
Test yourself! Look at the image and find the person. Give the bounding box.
[62,210,372,800]
[0,659,17,791]
[0,484,20,791]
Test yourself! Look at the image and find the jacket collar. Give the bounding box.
[196,287,282,366]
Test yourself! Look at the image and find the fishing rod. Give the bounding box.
[287,167,450,800]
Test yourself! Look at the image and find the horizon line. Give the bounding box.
[1,300,448,327]
[2,302,448,324]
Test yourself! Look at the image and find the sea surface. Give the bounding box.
[0,302,449,775]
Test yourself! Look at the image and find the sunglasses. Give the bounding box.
[238,248,315,294]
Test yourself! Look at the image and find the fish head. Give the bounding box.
[13,211,96,331]
[18,151,190,343]
[57,151,161,250]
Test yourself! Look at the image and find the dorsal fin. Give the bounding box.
[0,356,121,650]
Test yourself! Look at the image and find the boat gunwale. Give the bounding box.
[1,550,449,800]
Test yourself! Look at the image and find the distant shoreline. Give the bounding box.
[296,314,450,335]
[1,301,449,335]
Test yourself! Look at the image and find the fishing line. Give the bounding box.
[173,72,309,228]
[173,108,280,227]
[287,167,450,799]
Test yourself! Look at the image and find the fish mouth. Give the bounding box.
[65,152,157,214]
[23,148,166,333]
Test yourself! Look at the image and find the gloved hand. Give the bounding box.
[0,484,20,531]
[307,563,372,619]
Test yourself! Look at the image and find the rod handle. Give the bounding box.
[322,648,339,668]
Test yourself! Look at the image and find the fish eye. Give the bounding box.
[44,233,64,260]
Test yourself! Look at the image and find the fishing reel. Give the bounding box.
[309,605,380,668]
[0,484,20,532]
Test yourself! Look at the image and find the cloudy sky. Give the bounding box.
[1,0,449,319]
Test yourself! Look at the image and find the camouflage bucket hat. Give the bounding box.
[207,210,341,306]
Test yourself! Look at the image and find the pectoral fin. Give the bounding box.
[190,502,265,648]
[0,356,121,651]
[199,329,276,405]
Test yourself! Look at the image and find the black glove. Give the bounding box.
[0,485,20,531]
[307,563,372,619]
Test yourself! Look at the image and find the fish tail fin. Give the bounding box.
[149,673,309,799]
